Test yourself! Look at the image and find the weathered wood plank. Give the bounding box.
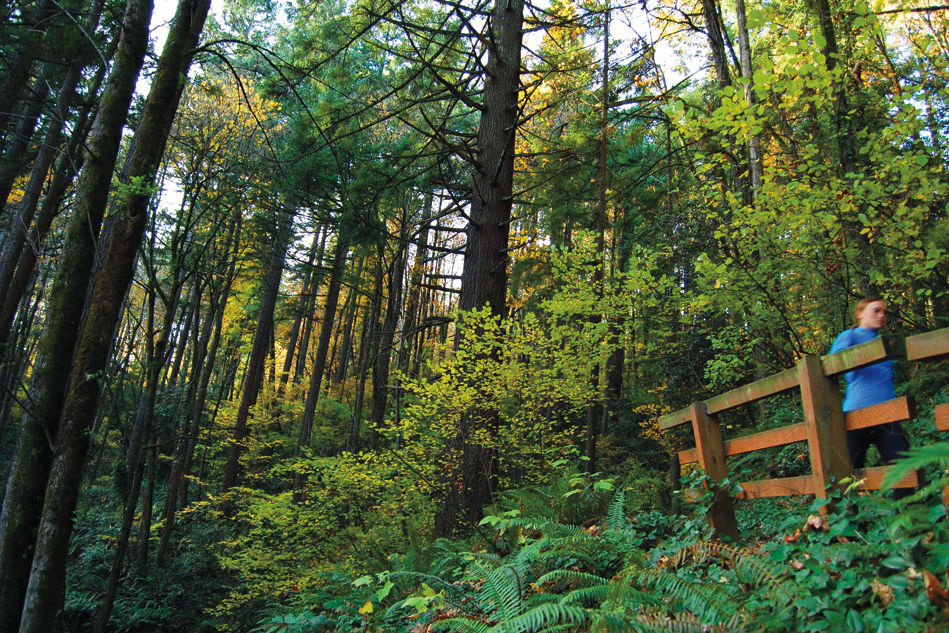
[690,403,738,540]
[844,396,912,431]
[820,335,904,377]
[659,407,691,430]
[935,404,949,432]
[854,466,918,490]
[736,475,816,499]
[906,328,949,361]
[678,423,808,465]
[799,354,851,497]
[705,367,800,415]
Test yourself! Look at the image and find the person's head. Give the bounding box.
[853,297,886,330]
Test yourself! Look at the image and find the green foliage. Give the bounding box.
[208,448,437,627]
[268,464,949,633]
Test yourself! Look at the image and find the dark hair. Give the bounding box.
[852,297,884,327]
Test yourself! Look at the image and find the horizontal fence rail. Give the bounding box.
[659,327,949,539]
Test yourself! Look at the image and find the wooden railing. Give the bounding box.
[659,327,949,539]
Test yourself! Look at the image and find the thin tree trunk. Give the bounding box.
[349,257,383,452]
[279,233,321,390]
[331,281,359,390]
[294,235,348,488]
[400,217,431,377]
[156,279,221,565]
[293,229,329,384]
[735,0,762,194]
[370,238,407,432]
[136,441,158,572]
[0,51,108,355]
[221,208,294,491]
[0,0,56,150]
[586,1,610,474]
[702,0,732,89]
[0,72,52,214]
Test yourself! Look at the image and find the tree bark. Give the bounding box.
[0,2,153,629]
[586,1,610,474]
[370,237,407,431]
[294,228,329,384]
[17,2,210,630]
[279,232,321,390]
[440,0,524,534]
[734,0,762,194]
[0,54,106,354]
[701,0,732,89]
[0,71,52,213]
[221,208,294,491]
[349,257,383,452]
[0,0,56,150]
[294,234,348,484]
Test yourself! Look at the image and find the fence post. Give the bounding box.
[690,401,738,540]
[798,354,851,498]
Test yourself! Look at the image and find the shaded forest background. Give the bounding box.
[0,0,946,631]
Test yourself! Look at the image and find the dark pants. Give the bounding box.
[847,422,914,499]
[847,422,910,468]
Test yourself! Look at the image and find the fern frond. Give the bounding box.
[635,568,741,625]
[561,583,611,604]
[495,517,586,540]
[605,488,632,532]
[664,542,797,607]
[481,564,526,622]
[536,569,610,587]
[501,603,589,633]
[636,611,730,632]
[603,580,658,610]
[466,551,505,566]
[499,488,559,521]
[512,538,549,566]
[438,616,492,633]
[590,611,639,633]
[881,442,949,490]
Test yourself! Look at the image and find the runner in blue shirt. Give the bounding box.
[829,298,910,473]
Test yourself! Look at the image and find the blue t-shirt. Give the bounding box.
[829,326,894,412]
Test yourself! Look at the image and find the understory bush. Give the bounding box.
[257,454,949,633]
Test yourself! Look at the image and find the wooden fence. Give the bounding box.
[659,327,949,540]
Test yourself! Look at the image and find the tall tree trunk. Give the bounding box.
[349,257,383,452]
[136,441,159,572]
[440,0,524,535]
[0,2,153,628]
[0,61,104,354]
[734,0,762,194]
[94,223,188,632]
[701,0,732,89]
[400,216,432,377]
[279,233,321,390]
[0,0,56,150]
[586,1,610,474]
[294,234,348,487]
[293,229,329,384]
[0,72,52,213]
[17,2,210,631]
[221,208,294,491]
[370,238,407,432]
[0,54,85,316]
[331,281,359,390]
[156,277,224,565]
[807,0,870,295]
